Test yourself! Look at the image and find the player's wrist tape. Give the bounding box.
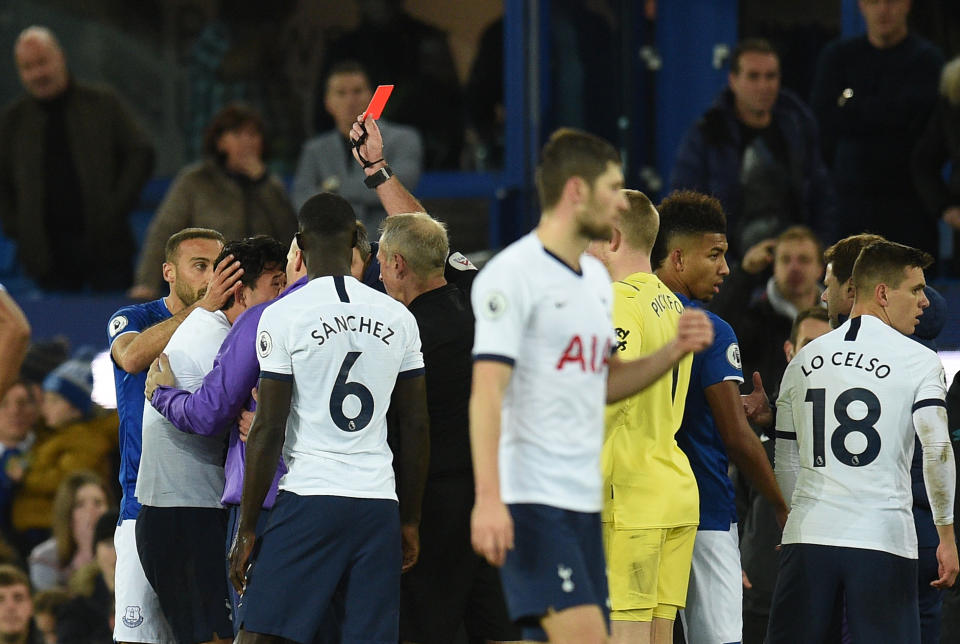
[364,164,393,189]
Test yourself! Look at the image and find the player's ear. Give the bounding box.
[609,228,622,253]
[563,176,585,205]
[876,283,888,306]
[784,339,794,362]
[161,262,175,285]
[671,248,684,272]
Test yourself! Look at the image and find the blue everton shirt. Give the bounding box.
[107,298,172,521]
[674,292,744,531]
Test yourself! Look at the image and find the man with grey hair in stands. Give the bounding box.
[0,26,154,291]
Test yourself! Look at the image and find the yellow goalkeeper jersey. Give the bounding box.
[602,271,699,528]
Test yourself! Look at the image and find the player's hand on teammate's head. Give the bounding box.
[676,308,714,354]
[932,539,960,589]
[742,371,773,428]
[401,523,419,573]
[144,353,174,402]
[471,499,514,567]
[199,254,244,312]
[350,116,384,169]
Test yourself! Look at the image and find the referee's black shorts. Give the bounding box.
[401,473,520,644]
[136,505,233,644]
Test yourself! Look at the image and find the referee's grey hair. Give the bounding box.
[942,56,960,107]
[379,213,448,280]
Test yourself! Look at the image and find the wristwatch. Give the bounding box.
[364,165,394,189]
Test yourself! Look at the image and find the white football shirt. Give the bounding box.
[256,275,423,500]
[136,308,231,508]
[776,314,947,558]
[472,232,615,513]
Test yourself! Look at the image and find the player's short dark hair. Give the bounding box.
[298,193,357,244]
[325,60,371,94]
[651,190,727,269]
[214,235,288,310]
[164,228,225,264]
[730,38,779,74]
[203,102,268,161]
[852,241,933,296]
[0,564,29,591]
[619,190,659,252]
[536,128,620,210]
[823,233,886,285]
[789,306,830,347]
[355,221,372,262]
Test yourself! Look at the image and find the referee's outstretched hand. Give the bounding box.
[350,115,384,169]
[471,499,513,567]
[229,527,256,595]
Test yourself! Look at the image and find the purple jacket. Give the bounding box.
[150,276,308,507]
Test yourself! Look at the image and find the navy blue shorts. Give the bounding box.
[767,543,919,644]
[238,492,400,644]
[501,503,610,642]
[136,505,233,644]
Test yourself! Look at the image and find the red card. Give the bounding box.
[362,85,394,121]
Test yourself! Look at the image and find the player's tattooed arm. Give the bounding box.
[229,375,291,594]
[469,361,514,567]
[390,374,430,572]
[708,380,789,529]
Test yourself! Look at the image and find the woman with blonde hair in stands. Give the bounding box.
[913,55,960,275]
[27,471,114,591]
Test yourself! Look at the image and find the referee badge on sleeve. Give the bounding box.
[258,331,273,358]
[726,343,741,370]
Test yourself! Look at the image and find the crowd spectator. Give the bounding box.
[10,356,117,550]
[293,61,422,234]
[56,510,117,644]
[0,564,42,644]
[27,472,112,592]
[130,103,297,298]
[31,589,67,644]
[0,382,41,539]
[709,225,824,400]
[317,0,463,169]
[810,0,943,255]
[671,38,836,260]
[913,56,960,274]
[0,26,155,292]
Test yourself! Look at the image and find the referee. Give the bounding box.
[378,212,519,643]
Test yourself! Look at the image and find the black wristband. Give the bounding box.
[364,165,394,189]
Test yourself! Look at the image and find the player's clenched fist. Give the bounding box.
[471,499,514,567]
[676,308,714,353]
